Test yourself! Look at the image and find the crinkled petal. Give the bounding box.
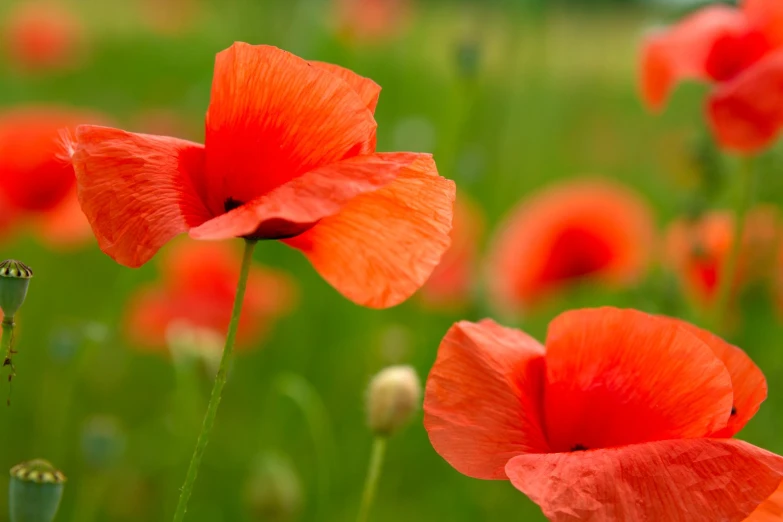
[672,318,767,438]
[310,61,381,113]
[707,50,783,153]
[190,152,421,241]
[506,438,783,522]
[283,155,454,308]
[745,482,783,521]
[203,43,377,213]
[543,307,734,452]
[71,125,211,267]
[640,6,746,110]
[424,320,548,480]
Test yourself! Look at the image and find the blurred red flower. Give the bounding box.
[333,0,411,44]
[486,179,654,312]
[424,307,782,521]
[3,1,84,72]
[0,106,108,248]
[420,197,483,310]
[125,240,296,352]
[665,206,780,305]
[69,43,455,309]
[641,0,783,153]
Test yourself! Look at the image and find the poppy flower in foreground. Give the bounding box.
[125,240,296,352]
[486,179,654,313]
[3,1,84,72]
[420,197,483,310]
[0,106,108,248]
[424,307,783,521]
[665,206,780,305]
[641,0,783,153]
[68,43,455,309]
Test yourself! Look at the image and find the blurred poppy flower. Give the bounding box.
[0,106,108,248]
[420,197,483,309]
[665,206,780,305]
[424,307,781,521]
[3,1,84,72]
[486,179,654,312]
[69,43,455,308]
[138,0,201,36]
[125,240,296,352]
[640,0,783,153]
[333,0,411,44]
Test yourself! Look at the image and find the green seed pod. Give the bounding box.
[0,260,33,319]
[366,365,422,437]
[9,459,66,522]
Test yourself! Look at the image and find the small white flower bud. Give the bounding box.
[366,365,421,437]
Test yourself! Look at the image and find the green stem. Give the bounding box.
[710,156,757,332]
[172,238,257,522]
[356,437,388,522]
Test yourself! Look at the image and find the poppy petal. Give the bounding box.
[71,125,211,267]
[744,0,783,47]
[505,438,783,522]
[203,43,377,213]
[283,155,455,308]
[707,50,783,153]
[746,483,783,521]
[189,152,424,240]
[310,61,381,113]
[640,6,745,110]
[672,319,767,438]
[424,320,548,480]
[543,308,734,452]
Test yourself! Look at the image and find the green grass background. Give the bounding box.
[0,0,782,520]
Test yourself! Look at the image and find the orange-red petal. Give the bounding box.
[505,438,783,522]
[707,50,783,153]
[543,308,733,452]
[671,318,767,438]
[640,6,746,110]
[203,43,377,213]
[746,483,783,521]
[283,155,454,308]
[71,125,211,267]
[310,61,381,113]
[424,320,548,480]
[744,0,783,47]
[34,186,93,249]
[189,152,421,241]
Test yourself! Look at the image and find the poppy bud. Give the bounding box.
[9,459,66,522]
[0,260,32,319]
[81,416,126,471]
[366,365,421,437]
[244,453,302,522]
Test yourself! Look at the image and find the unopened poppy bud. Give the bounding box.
[244,453,302,522]
[366,365,421,437]
[9,459,66,522]
[81,416,126,471]
[0,260,33,319]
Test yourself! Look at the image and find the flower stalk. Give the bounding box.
[172,238,257,522]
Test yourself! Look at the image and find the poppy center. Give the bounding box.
[538,227,614,285]
[222,197,318,241]
[570,444,588,452]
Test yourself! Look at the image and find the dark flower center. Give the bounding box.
[224,197,244,213]
[570,444,588,452]
[731,405,737,416]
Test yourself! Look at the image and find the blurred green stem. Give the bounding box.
[356,437,387,522]
[711,156,757,332]
[172,238,257,522]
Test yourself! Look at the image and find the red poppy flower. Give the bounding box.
[665,206,780,305]
[640,0,783,153]
[486,179,654,312]
[0,106,108,248]
[68,43,455,308]
[420,197,483,309]
[424,307,782,521]
[124,240,296,351]
[3,1,84,72]
[332,0,411,44]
